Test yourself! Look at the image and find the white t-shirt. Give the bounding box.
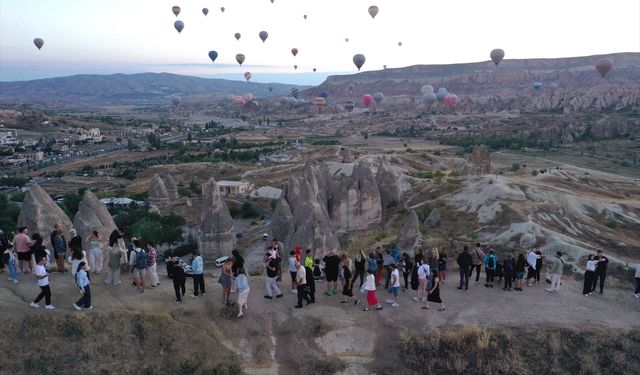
[586,260,598,272]
[391,269,400,288]
[417,264,430,280]
[288,257,297,272]
[35,264,49,286]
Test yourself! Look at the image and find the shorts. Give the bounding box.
[17,251,32,261]
[326,271,338,283]
[516,272,525,280]
[290,271,297,283]
[388,287,399,297]
[132,268,146,279]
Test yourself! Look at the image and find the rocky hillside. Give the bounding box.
[307,52,640,113]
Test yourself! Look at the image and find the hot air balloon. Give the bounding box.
[294,65,298,70]
[383,65,387,70]
[422,92,437,108]
[344,101,355,112]
[259,31,268,43]
[362,95,373,107]
[398,42,402,47]
[33,38,44,50]
[313,68,317,72]
[436,89,449,103]
[221,7,225,13]
[174,21,184,33]
[243,93,253,102]
[319,91,330,99]
[234,96,245,106]
[550,82,559,90]
[271,0,275,3]
[268,86,273,93]
[444,94,459,106]
[208,51,218,63]
[172,6,181,17]
[291,48,298,57]
[353,54,366,71]
[313,97,326,110]
[172,97,181,108]
[368,6,379,19]
[236,54,245,65]
[345,38,349,43]
[533,82,543,90]
[244,72,252,81]
[303,15,307,20]
[490,49,505,66]
[421,85,434,94]
[595,58,613,78]
[373,92,384,105]
[234,33,241,41]
[290,88,300,98]
[202,8,209,16]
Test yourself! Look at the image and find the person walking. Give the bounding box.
[288,250,298,294]
[503,254,514,291]
[514,253,526,291]
[264,252,283,299]
[190,250,205,298]
[167,255,186,304]
[352,250,367,289]
[219,259,233,305]
[86,231,103,275]
[583,255,597,296]
[340,254,355,305]
[592,250,609,294]
[361,269,383,311]
[129,240,147,294]
[14,227,33,274]
[456,246,473,291]
[384,263,401,307]
[69,245,89,278]
[469,243,485,285]
[323,249,340,296]
[73,262,92,310]
[400,252,413,291]
[29,233,48,271]
[483,250,497,288]
[50,223,68,272]
[546,251,564,293]
[413,260,430,302]
[294,261,312,308]
[424,273,445,311]
[30,256,54,309]
[236,268,250,317]
[145,242,160,287]
[105,237,127,285]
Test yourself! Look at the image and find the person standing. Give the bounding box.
[583,255,597,296]
[437,253,448,283]
[67,229,82,255]
[69,246,89,278]
[456,246,473,291]
[340,254,355,305]
[129,240,147,294]
[352,250,367,289]
[503,254,514,291]
[73,262,92,310]
[413,260,430,302]
[231,249,244,277]
[0,228,10,273]
[534,247,543,285]
[546,251,564,293]
[304,249,314,269]
[264,252,283,299]
[3,244,18,284]
[469,243,485,285]
[50,223,68,273]
[634,263,640,299]
[360,269,383,311]
[592,250,609,294]
[304,262,316,304]
[367,252,378,281]
[483,250,497,288]
[322,250,340,296]
[29,234,48,271]
[167,255,186,304]
[30,256,54,309]
[86,231,103,275]
[374,247,384,286]
[514,253,527,291]
[294,261,312,308]
[105,237,127,286]
[236,268,250,317]
[400,252,413,291]
[145,242,159,287]
[385,263,401,307]
[14,227,33,274]
[383,249,394,289]
[219,260,233,305]
[288,250,298,294]
[526,247,541,286]
[190,250,205,298]
[424,273,445,311]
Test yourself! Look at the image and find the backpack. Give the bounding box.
[487,255,495,269]
[504,258,514,273]
[368,258,378,272]
[134,250,148,269]
[313,265,321,278]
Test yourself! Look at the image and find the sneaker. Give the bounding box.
[175,300,182,304]
[11,278,18,284]
[421,305,430,310]
[264,295,273,299]
[237,312,243,318]
[375,306,383,311]
[545,289,554,293]
[190,295,199,299]
[385,299,395,304]
[30,302,40,308]
[362,307,370,311]
[73,303,82,311]
[84,306,93,310]
[412,296,420,302]
[392,303,400,307]
[291,289,297,294]
[294,305,303,309]
[354,299,360,305]
[456,287,463,291]
[45,305,55,309]
[276,294,283,298]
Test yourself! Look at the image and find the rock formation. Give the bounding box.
[519,233,537,250]
[271,198,293,243]
[341,147,354,163]
[148,174,171,212]
[199,178,236,263]
[470,145,492,175]
[395,209,424,253]
[162,174,179,200]
[17,184,73,248]
[329,160,382,232]
[425,208,442,228]
[73,190,117,242]
[376,156,402,209]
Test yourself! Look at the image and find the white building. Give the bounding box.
[218,181,253,197]
[250,186,282,200]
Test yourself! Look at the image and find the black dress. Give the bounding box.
[427,280,442,303]
[342,266,353,297]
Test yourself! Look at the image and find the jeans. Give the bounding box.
[76,285,92,308]
[265,276,281,297]
[504,273,512,289]
[34,285,51,305]
[384,266,392,288]
[174,278,186,301]
[192,274,205,296]
[7,259,17,280]
[592,272,606,293]
[583,271,594,295]
[469,264,482,282]
[550,273,561,291]
[403,271,410,289]
[296,284,312,307]
[459,269,469,289]
[352,269,366,288]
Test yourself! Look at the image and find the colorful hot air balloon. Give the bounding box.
[353,54,366,71]
[33,38,44,50]
[362,95,373,107]
[244,72,252,81]
[436,89,449,102]
[368,6,379,19]
[422,92,437,108]
[444,94,459,106]
[533,82,543,90]
[172,6,181,17]
[174,21,184,33]
[236,54,245,65]
[373,92,384,105]
[344,101,355,112]
[421,85,434,94]
[313,97,326,110]
[259,31,268,43]
[319,91,330,99]
[595,58,613,78]
[490,49,505,66]
[208,51,218,63]
[291,48,298,57]
[234,96,245,106]
[290,87,300,98]
[234,33,241,41]
[243,93,253,102]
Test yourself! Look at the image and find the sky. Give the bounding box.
[1,0,639,85]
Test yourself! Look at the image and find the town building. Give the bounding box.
[217,181,253,197]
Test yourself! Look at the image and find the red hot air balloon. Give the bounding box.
[242,93,253,102]
[595,58,613,78]
[291,48,298,57]
[362,95,373,107]
[313,97,326,110]
[444,94,459,106]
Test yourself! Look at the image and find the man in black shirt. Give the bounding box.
[264,254,283,299]
[322,249,341,296]
[456,246,473,290]
[592,250,609,294]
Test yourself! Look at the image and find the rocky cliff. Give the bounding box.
[148,174,171,213]
[73,190,117,243]
[17,184,73,248]
[199,178,236,263]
